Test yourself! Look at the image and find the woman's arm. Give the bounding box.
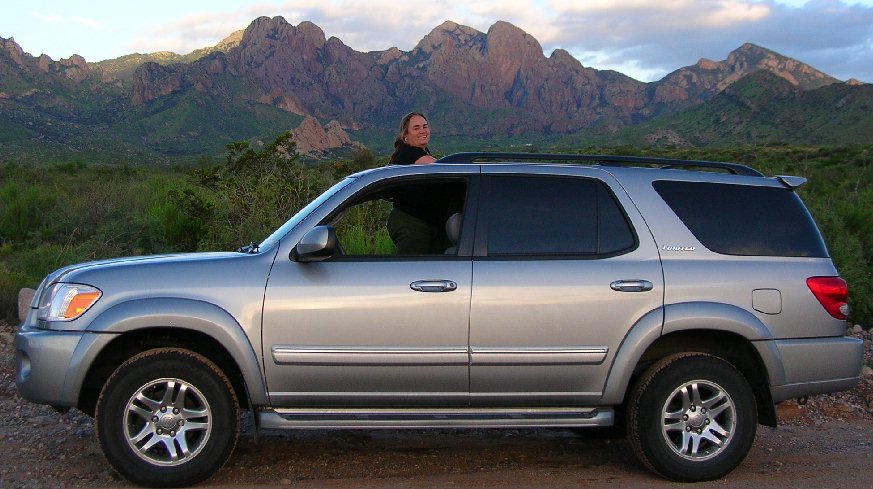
[414,155,437,164]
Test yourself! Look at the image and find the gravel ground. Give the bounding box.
[1,322,871,489]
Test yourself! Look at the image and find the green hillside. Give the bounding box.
[591,72,873,147]
[117,87,305,157]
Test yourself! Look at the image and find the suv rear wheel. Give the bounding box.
[95,348,239,487]
[628,353,756,481]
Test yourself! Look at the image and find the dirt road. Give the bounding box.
[2,324,871,489]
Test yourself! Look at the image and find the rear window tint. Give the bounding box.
[486,176,636,256]
[653,181,828,257]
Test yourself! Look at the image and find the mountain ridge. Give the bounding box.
[0,17,869,162]
[601,70,873,148]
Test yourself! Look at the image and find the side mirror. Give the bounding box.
[291,226,337,262]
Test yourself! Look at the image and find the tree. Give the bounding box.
[178,132,334,250]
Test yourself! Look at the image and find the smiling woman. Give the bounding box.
[388,112,436,165]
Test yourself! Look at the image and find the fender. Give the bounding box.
[661,301,775,340]
[662,301,785,386]
[68,297,267,405]
[600,301,784,404]
[600,307,663,404]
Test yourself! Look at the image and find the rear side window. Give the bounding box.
[486,176,636,256]
[653,181,828,257]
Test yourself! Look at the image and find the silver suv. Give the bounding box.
[15,153,864,487]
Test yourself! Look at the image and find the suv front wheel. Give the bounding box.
[628,353,757,481]
[95,348,240,487]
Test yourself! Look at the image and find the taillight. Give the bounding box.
[806,277,849,320]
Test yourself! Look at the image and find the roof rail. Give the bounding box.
[435,152,764,177]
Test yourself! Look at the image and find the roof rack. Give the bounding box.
[435,152,764,177]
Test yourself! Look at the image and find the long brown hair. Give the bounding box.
[389,111,429,163]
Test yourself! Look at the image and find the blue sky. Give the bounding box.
[2,0,872,82]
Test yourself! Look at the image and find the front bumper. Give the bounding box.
[761,336,864,402]
[15,326,118,408]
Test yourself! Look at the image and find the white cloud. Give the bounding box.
[538,0,873,81]
[31,12,66,24]
[32,12,105,30]
[129,11,249,54]
[704,1,771,26]
[71,16,106,30]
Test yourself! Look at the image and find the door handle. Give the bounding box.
[410,280,458,293]
[610,280,654,292]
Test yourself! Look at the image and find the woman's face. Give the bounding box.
[404,115,430,149]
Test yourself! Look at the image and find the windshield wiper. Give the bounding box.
[236,242,260,254]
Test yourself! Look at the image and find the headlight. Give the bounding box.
[37,283,102,322]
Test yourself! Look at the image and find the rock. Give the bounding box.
[644,130,691,146]
[862,365,873,378]
[290,116,358,157]
[853,324,864,334]
[130,62,184,106]
[18,288,36,323]
[215,30,244,51]
[1,36,27,66]
[28,415,55,426]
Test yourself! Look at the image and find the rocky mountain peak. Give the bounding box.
[486,20,543,58]
[730,43,776,62]
[653,41,839,106]
[696,58,719,70]
[0,36,97,85]
[1,36,26,66]
[482,20,545,82]
[296,20,328,48]
[376,46,406,65]
[725,42,837,89]
[215,30,244,51]
[290,115,357,157]
[415,20,484,55]
[238,16,326,52]
[549,48,579,65]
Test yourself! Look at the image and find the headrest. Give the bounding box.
[445,213,462,244]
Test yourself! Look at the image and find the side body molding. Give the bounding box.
[82,298,267,405]
[600,302,783,405]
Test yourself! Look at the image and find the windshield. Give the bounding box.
[258,177,356,250]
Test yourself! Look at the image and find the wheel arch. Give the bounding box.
[75,298,266,416]
[602,302,779,427]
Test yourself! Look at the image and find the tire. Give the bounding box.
[95,348,240,487]
[627,353,757,482]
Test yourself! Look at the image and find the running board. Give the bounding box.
[258,407,614,429]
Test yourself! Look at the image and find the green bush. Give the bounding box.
[0,261,30,323]
[182,133,334,250]
[0,181,55,242]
